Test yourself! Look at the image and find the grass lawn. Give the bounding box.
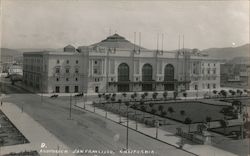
[140,101,234,123]
[96,100,235,124]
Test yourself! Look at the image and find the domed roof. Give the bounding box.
[91,33,146,50]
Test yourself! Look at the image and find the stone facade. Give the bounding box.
[23,34,221,93]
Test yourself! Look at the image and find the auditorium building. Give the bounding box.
[23,34,221,93]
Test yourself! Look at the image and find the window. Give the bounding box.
[75,68,79,73]
[94,69,98,74]
[213,84,216,89]
[94,60,98,64]
[66,60,69,64]
[57,60,60,64]
[56,78,59,81]
[74,86,79,93]
[66,68,70,73]
[55,86,60,93]
[66,78,69,81]
[208,63,210,66]
[214,63,216,66]
[65,86,69,93]
[95,86,99,93]
[75,78,78,81]
[76,60,78,64]
[213,69,216,74]
[55,67,60,73]
[207,84,210,89]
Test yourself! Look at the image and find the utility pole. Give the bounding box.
[156,120,159,139]
[126,105,129,150]
[69,94,72,119]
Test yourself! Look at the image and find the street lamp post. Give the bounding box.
[126,104,129,150]
[69,94,72,119]
[156,120,159,139]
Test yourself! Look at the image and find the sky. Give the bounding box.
[1,0,249,50]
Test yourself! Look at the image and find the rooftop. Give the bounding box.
[91,33,146,50]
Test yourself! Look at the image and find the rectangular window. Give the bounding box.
[66,68,70,73]
[74,86,79,93]
[110,59,115,74]
[75,68,79,73]
[65,86,69,93]
[55,86,60,93]
[57,60,60,64]
[213,84,216,89]
[55,68,60,73]
[158,61,162,74]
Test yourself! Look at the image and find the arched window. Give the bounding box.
[164,64,174,81]
[118,63,129,81]
[142,64,153,81]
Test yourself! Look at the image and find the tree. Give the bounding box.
[161,111,167,117]
[141,94,145,101]
[104,94,111,118]
[163,91,168,101]
[125,101,130,118]
[220,90,227,98]
[213,90,218,97]
[232,100,243,114]
[236,89,243,97]
[158,105,164,114]
[206,116,212,129]
[122,92,127,102]
[117,99,122,122]
[173,91,178,100]
[144,92,148,101]
[98,93,102,105]
[229,90,235,97]
[220,119,228,135]
[182,92,187,100]
[184,117,192,132]
[180,110,186,120]
[151,108,157,125]
[152,92,158,101]
[149,103,154,108]
[141,105,146,120]
[167,107,174,117]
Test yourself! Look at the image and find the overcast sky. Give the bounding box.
[1,0,249,50]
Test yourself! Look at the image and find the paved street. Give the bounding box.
[0,80,195,156]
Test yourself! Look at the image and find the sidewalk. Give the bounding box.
[76,102,237,156]
[0,102,74,156]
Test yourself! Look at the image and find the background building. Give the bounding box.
[23,34,221,93]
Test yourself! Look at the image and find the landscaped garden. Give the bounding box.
[0,109,29,147]
[93,92,238,126]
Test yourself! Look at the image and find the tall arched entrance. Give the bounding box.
[164,64,175,91]
[142,64,153,91]
[117,63,130,92]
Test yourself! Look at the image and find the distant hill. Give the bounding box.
[0,48,23,63]
[0,48,22,57]
[201,44,250,60]
[227,57,250,65]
